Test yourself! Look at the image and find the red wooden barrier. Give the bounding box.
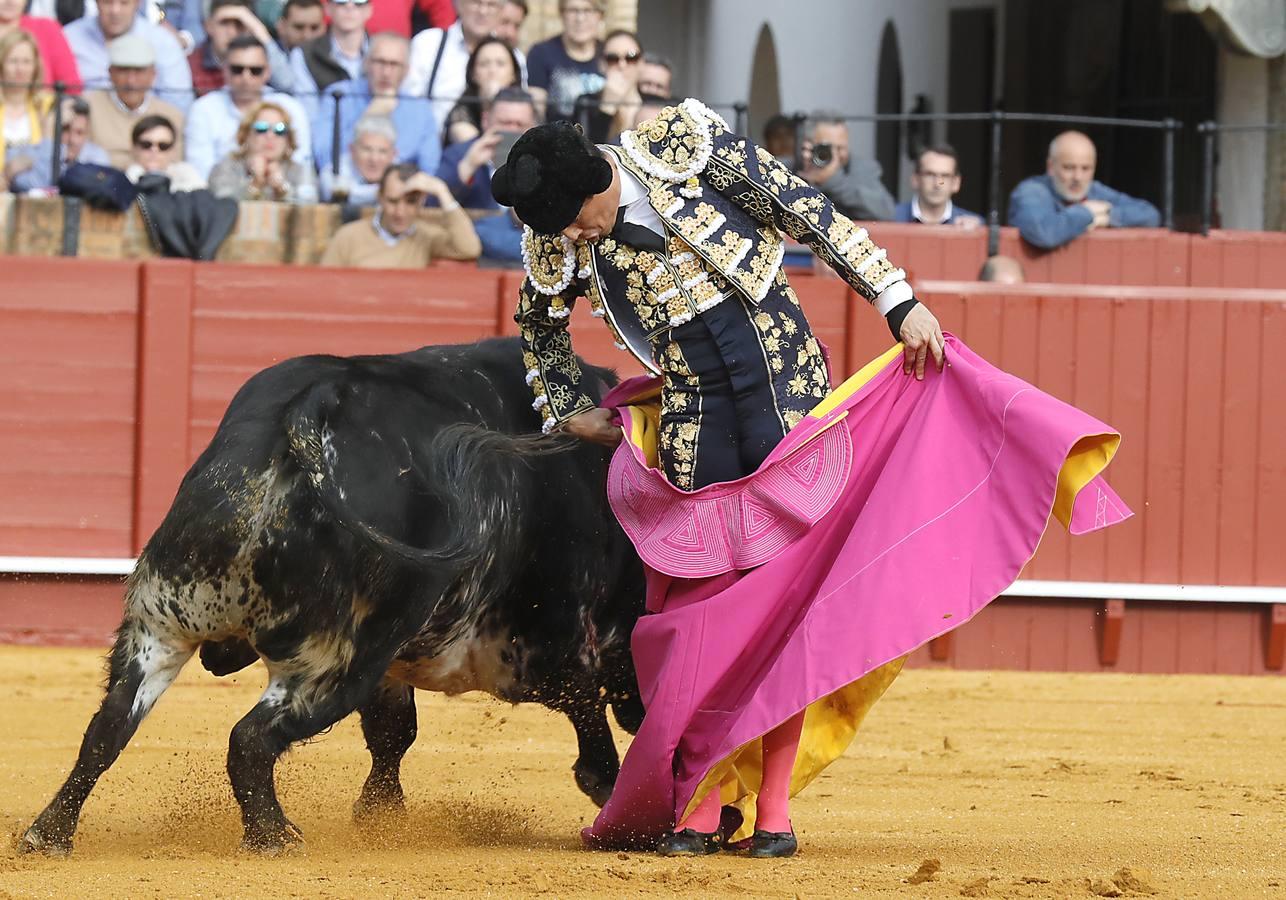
[1189,230,1286,289]
[0,258,141,556]
[997,228,1190,286]
[3,256,1286,675]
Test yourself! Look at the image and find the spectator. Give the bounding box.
[1008,130,1161,250]
[0,0,82,89]
[125,112,204,189]
[440,35,518,148]
[637,52,671,98]
[6,95,110,193]
[762,113,795,165]
[290,0,373,124]
[208,99,316,201]
[185,34,310,178]
[894,143,982,228]
[63,0,194,111]
[978,254,1025,284]
[494,0,525,49]
[405,0,523,126]
[798,111,895,221]
[275,0,325,52]
[525,0,602,122]
[436,84,531,209]
[318,112,393,205]
[572,29,641,144]
[321,160,480,267]
[1,29,51,168]
[86,34,185,168]
[27,0,206,54]
[313,32,439,175]
[190,0,293,96]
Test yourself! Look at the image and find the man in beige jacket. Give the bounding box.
[86,34,185,169]
[322,162,482,269]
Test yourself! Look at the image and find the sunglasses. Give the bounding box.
[330,0,370,6]
[252,121,290,135]
[603,51,640,65]
[135,139,174,151]
[229,64,266,76]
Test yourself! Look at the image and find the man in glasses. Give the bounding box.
[893,144,982,228]
[525,0,603,121]
[5,97,111,193]
[313,32,440,178]
[406,0,527,126]
[63,0,195,112]
[190,0,294,96]
[86,34,187,169]
[290,0,373,124]
[185,33,311,178]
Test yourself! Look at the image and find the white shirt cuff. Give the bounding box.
[874,278,913,316]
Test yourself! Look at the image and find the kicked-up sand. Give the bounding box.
[1,645,1284,898]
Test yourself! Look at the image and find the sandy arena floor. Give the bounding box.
[0,646,1283,899]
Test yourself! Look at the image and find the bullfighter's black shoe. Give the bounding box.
[656,828,722,857]
[747,829,798,858]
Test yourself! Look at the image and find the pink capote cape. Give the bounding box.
[582,336,1132,849]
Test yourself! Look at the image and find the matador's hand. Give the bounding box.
[562,408,623,448]
[899,304,946,380]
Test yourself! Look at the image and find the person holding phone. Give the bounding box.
[435,85,535,210]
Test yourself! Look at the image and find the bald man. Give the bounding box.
[1007,130,1160,250]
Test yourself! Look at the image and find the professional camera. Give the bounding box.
[810,142,834,168]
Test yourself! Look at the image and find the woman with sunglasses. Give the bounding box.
[209,100,317,202]
[571,30,643,144]
[441,36,521,148]
[126,114,205,192]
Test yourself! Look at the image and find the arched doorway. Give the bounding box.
[875,20,903,193]
[747,23,782,142]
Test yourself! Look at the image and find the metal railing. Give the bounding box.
[1196,120,1286,235]
[8,79,1283,244]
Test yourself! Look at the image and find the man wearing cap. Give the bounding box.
[492,99,944,858]
[87,34,186,169]
[63,0,194,112]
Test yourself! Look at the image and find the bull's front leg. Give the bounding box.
[554,694,620,808]
[353,679,417,820]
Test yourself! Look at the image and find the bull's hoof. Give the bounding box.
[240,817,304,855]
[574,763,615,809]
[16,824,73,858]
[353,786,406,823]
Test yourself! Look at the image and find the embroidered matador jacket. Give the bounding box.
[517,99,910,491]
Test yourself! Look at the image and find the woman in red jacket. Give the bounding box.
[0,0,83,91]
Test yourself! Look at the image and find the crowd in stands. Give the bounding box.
[0,0,1164,271]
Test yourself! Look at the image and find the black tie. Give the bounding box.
[609,205,667,253]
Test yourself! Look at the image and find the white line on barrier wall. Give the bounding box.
[0,558,1284,603]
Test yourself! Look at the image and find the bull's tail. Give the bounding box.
[284,382,575,573]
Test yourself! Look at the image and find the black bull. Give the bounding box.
[20,338,646,856]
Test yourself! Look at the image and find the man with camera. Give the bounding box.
[435,86,534,261]
[798,111,895,222]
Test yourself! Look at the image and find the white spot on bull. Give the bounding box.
[388,629,522,699]
[129,629,193,717]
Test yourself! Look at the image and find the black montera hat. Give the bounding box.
[491,122,613,236]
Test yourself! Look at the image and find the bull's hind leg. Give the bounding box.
[20,618,193,856]
[353,679,417,821]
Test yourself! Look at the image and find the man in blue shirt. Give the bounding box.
[313,33,438,177]
[1008,130,1160,250]
[894,143,982,228]
[64,0,195,112]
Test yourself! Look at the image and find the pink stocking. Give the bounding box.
[676,782,722,833]
[755,709,805,834]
